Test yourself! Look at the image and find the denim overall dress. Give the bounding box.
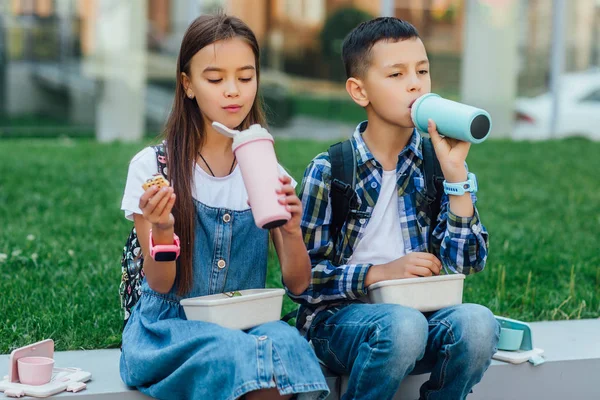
[120,199,329,400]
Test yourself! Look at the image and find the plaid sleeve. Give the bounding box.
[431,171,489,275]
[286,153,372,306]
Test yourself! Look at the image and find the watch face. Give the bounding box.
[155,251,177,262]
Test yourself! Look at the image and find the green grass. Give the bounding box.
[0,115,93,139]
[1,137,599,354]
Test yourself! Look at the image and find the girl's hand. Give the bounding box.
[427,118,470,182]
[139,186,176,231]
[277,175,302,236]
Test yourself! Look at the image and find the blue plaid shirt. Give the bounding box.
[289,121,489,335]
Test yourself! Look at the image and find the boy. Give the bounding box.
[291,18,499,400]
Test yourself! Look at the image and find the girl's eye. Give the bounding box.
[239,77,253,82]
[419,70,429,75]
[207,79,222,83]
[389,73,401,78]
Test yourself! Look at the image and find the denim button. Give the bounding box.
[306,315,313,322]
[217,259,226,269]
[223,214,231,223]
[258,335,268,341]
[371,182,377,188]
[359,218,366,224]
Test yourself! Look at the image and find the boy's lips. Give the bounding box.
[408,99,417,109]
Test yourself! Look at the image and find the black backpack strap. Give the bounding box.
[152,141,168,179]
[279,141,356,326]
[421,136,445,252]
[121,142,168,333]
[280,309,297,324]
[328,140,357,263]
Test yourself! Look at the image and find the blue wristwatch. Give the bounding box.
[443,172,478,196]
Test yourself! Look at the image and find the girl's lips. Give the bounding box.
[408,99,417,108]
[223,105,242,113]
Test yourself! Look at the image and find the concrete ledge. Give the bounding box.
[1,320,598,399]
[333,319,600,399]
[1,348,147,399]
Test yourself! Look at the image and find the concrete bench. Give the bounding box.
[2,319,598,399]
[331,319,600,399]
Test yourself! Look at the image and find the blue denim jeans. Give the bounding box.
[308,303,500,400]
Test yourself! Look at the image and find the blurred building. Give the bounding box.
[1,0,599,139]
[6,0,599,69]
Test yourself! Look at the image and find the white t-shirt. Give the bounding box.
[121,147,296,220]
[349,169,405,265]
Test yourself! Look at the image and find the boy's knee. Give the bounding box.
[453,304,499,360]
[373,305,428,361]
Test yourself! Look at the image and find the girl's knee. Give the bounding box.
[251,321,306,346]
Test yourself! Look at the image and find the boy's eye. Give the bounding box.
[389,73,402,78]
[419,70,429,75]
[239,77,253,82]
[207,78,222,83]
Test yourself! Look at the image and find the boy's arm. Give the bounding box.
[431,164,489,275]
[286,154,373,306]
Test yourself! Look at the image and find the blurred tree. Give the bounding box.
[431,0,460,22]
[319,7,373,82]
[261,83,293,128]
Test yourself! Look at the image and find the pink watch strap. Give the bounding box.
[148,230,181,261]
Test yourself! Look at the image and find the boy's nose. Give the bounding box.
[407,75,421,92]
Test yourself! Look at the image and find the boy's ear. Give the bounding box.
[346,77,369,108]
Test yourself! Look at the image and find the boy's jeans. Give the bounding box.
[308,303,500,400]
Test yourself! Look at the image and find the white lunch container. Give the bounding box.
[180,288,285,330]
[367,274,465,312]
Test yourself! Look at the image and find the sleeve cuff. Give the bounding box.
[345,263,373,298]
[447,208,483,235]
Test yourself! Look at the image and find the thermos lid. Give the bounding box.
[470,114,491,140]
[212,122,274,152]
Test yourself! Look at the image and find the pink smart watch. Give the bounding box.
[148,230,180,262]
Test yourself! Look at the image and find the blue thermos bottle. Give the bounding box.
[411,93,492,143]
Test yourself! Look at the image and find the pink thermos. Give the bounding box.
[213,122,291,229]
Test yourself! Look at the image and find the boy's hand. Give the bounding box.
[276,175,303,237]
[366,252,442,286]
[427,118,470,182]
[139,185,176,231]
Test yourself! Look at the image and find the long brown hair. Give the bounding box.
[164,14,267,295]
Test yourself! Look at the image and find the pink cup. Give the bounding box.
[232,125,291,229]
[17,356,55,385]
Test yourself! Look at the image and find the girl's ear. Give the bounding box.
[181,72,194,99]
[346,77,369,108]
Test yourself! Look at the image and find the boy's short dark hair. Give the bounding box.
[342,17,420,79]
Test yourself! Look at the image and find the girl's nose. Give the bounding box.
[224,80,240,98]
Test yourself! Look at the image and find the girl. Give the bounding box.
[119,14,329,400]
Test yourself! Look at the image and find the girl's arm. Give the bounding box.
[271,176,311,296]
[134,185,178,294]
